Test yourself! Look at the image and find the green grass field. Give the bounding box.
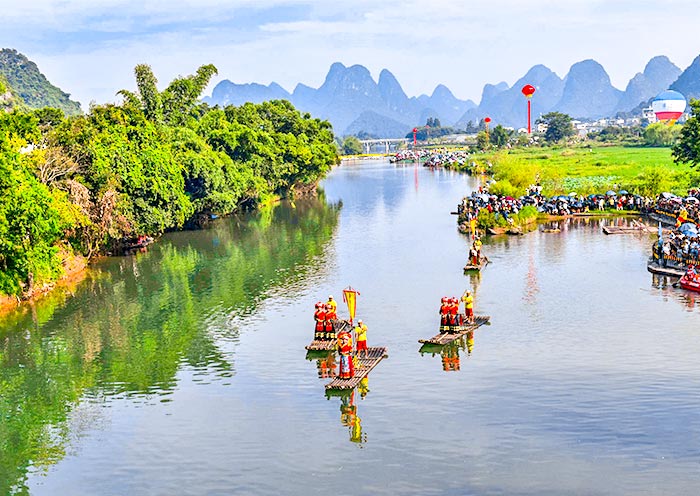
[467,145,699,197]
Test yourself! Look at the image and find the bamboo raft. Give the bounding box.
[305,339,336,351]
[602,224,658,235]
[463,257,488,272]
[646,260,686,277]
[305,319,352,351]
[418,315,490,345]
[325,347,388,390]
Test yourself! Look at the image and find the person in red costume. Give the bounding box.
[448,297,459,330]
[337,329,354,379]
[324,303,337,341]
[314,302,326,341]
[439,296,449,331]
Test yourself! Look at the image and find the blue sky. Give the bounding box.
[2,0,699,109]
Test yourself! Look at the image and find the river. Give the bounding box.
[1,158,699,495]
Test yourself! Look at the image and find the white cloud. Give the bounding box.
[2,0,699,107]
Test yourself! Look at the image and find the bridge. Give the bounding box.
[358,138,410,153]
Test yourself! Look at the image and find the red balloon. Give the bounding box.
[484,117,491,123]
[522,84,536,97]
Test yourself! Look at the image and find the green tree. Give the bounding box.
[537,112,575,143]
[342,136,363,155]
[673,99,700,167]
[0,113,75,294]
[490,125,510,148]
[476,130,490,150]
[643,122,681,146]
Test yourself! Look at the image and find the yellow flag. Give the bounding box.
[342,287,360,323]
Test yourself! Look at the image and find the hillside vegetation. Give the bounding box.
[0,48,82,115]
[0,63,338,298]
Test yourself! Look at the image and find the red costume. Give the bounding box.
[314,303,326,341]
[448,298,459,328]
[337,329,354,379]
[439,297,449,330]
[324,304,337,340]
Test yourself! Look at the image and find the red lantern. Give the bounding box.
[484,117,491,123]
[521,84,536,98]
[412,127,418,147]
[521,84,536,134]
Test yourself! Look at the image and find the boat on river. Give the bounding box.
[418,315,490,345]
[602,221,661,235]
[325,347,388,390]
[463,256,488,272]
[679,275,700,293]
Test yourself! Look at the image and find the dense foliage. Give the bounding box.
[537,112,575,143]
[0,49,82,115]
[673,99,700,167]
[341,136,363,155]
[0,64,338,296]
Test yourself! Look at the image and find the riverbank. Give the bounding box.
[0,248,89,316]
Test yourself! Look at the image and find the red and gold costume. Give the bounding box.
[314,303,326,340]
[439,297,449,330]
[448,298,459,328]
[324,304,337,340]
[337,329,354,379]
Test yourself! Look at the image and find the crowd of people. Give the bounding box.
[313,296,338,341]
[312,295,370,379]
[389,148,471,168]
[653,190,700,225]
[650,191,700,273]
[458,187,654,224]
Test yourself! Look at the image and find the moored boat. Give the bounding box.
[679,275,700,293]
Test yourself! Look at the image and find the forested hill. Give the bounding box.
[0,73,24,111]
[0,48,82,115]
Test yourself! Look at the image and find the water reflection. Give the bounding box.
[0,197,340,495]
[306,350,336,379]
[326,384,370,446]
[419,332,476,372]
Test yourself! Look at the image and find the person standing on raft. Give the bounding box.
[324,302,337,341]
[337,327,354,379]
[327,295,337,313]
[448,297,459,331]
[314,302,326,341]
[461,290,474,324]
[439,297,449,331]
[355,319,368,358]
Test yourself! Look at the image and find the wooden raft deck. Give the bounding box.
[305,339,336,351]
[325,347,388,390]
[463,257,488,272]
[647,260,685,278]
[602,225,658,235]
[418,316,490,345]
[305,320,353,351]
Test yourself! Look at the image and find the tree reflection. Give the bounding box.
[0,197,339,494]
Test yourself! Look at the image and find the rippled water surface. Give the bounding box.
[2,159,699,495]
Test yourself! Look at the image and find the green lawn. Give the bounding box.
[466,145,699,197]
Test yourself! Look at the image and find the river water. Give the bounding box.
[2,159,699,495]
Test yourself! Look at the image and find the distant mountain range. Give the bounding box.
[2,46,699,138]
[206,55,700,138]
[0,48,82,115]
